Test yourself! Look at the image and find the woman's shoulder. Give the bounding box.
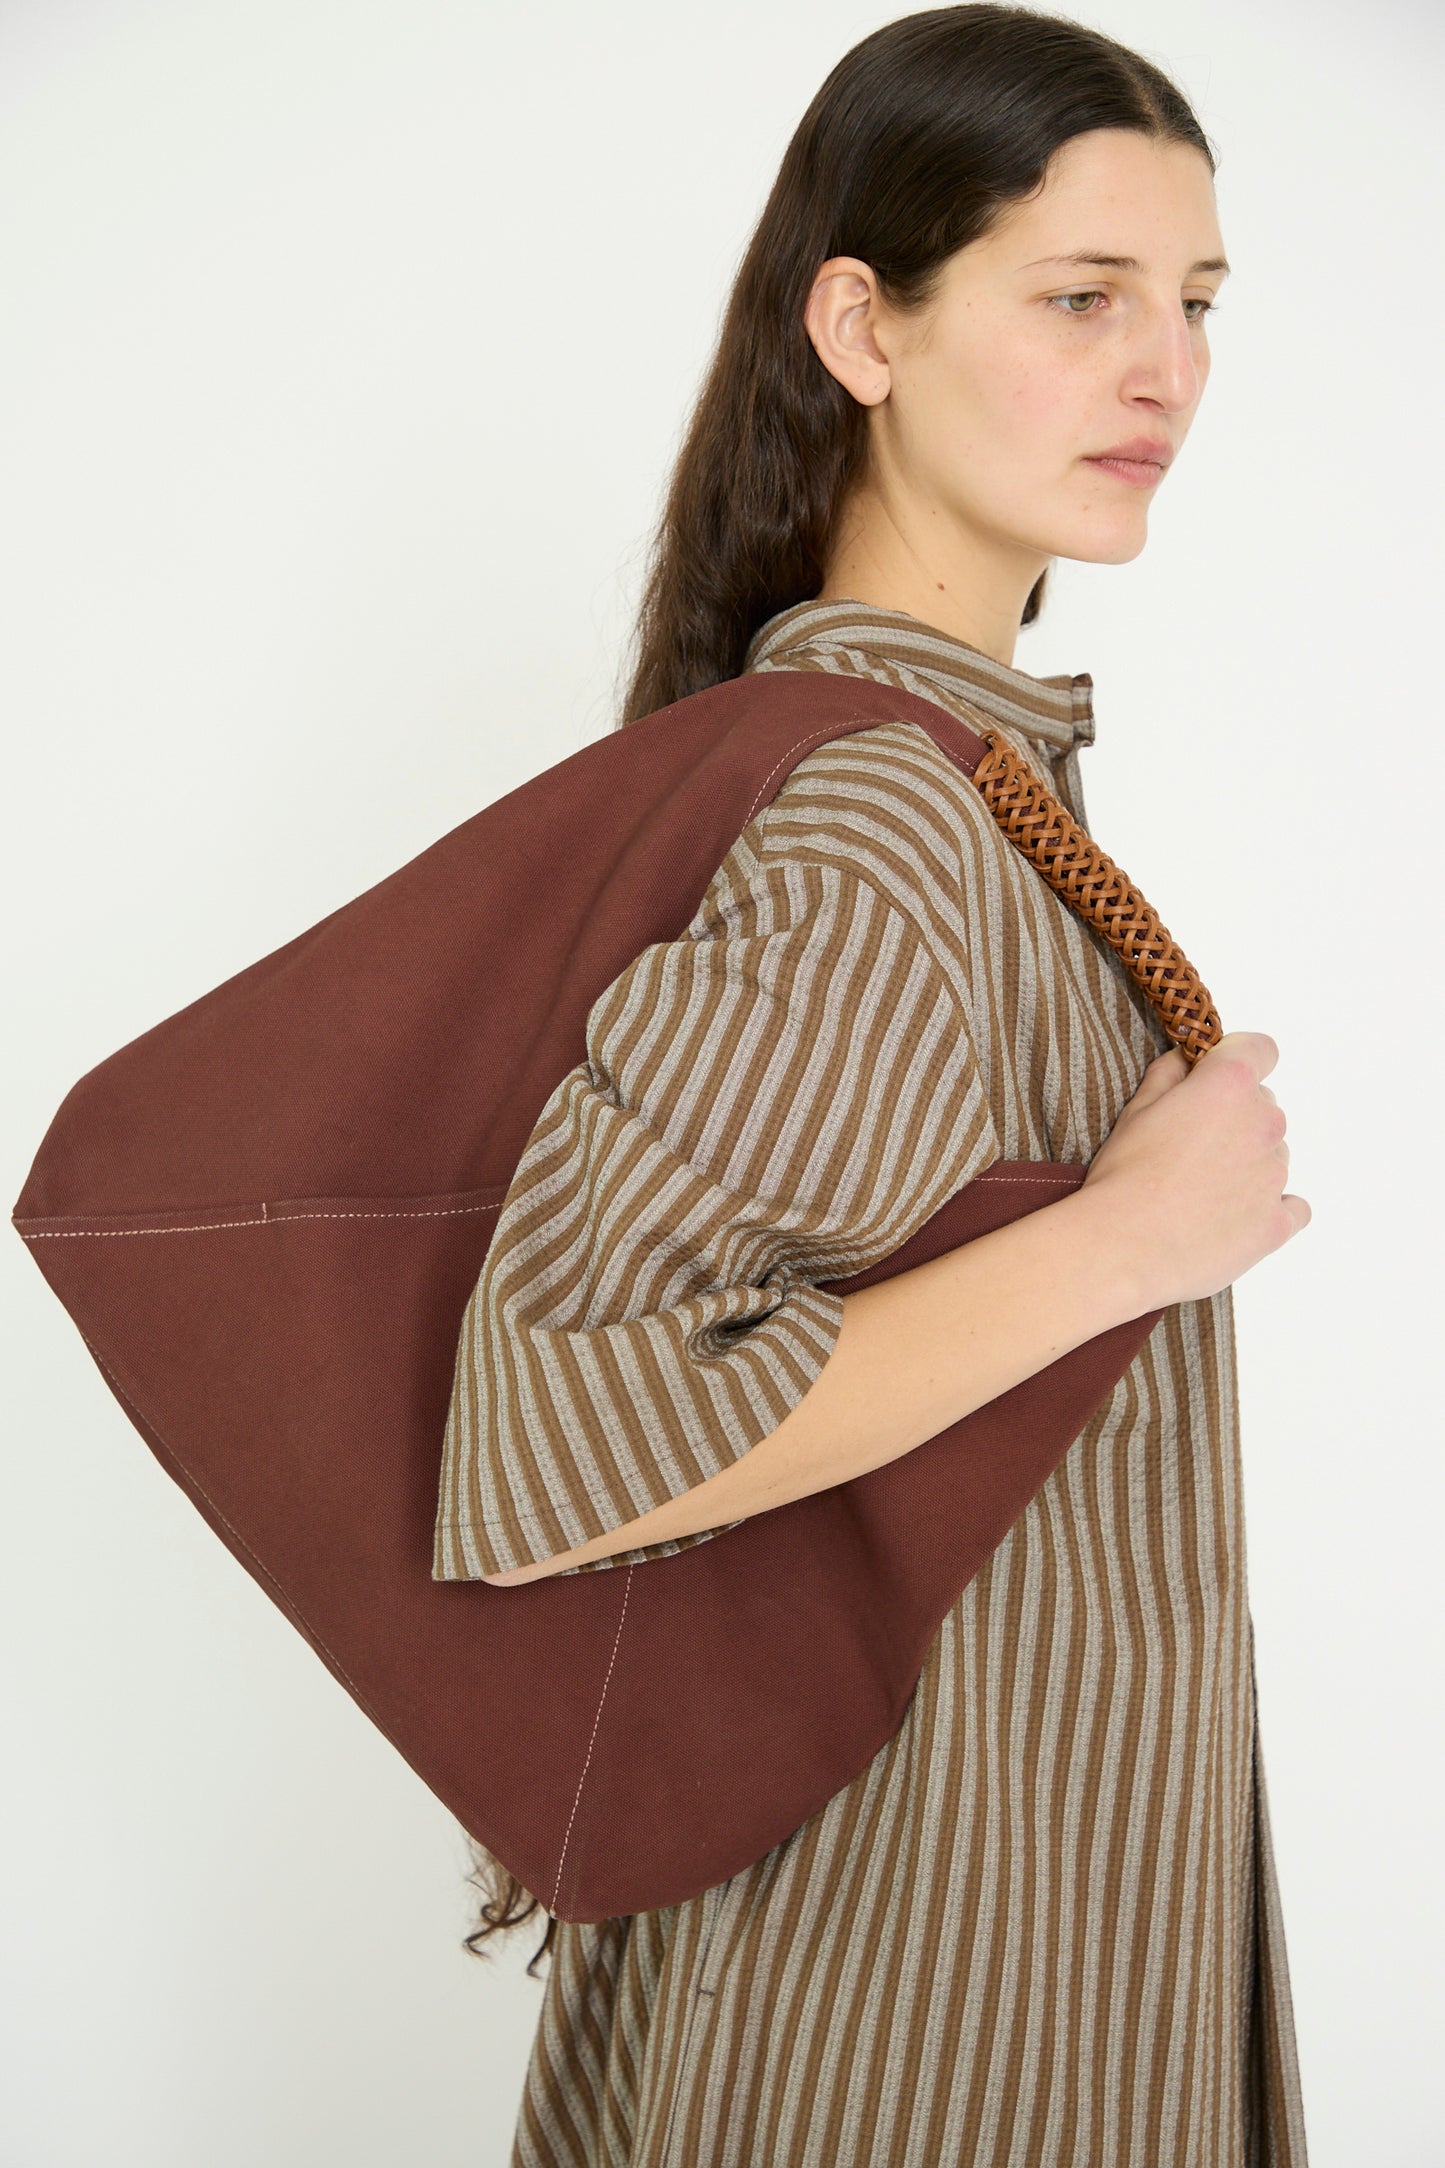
[736,712,998,931]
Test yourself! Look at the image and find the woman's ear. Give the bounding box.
[803,256,892,407]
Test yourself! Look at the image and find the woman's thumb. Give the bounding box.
[1126,1044,1191,1110]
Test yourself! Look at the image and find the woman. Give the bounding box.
[435,7,1312,2162]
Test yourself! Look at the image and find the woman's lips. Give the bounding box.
[1084,455,1165,487]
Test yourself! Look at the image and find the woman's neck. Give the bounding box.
[815,493,1047,669]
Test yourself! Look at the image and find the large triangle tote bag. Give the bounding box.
[12,668,1221,1923]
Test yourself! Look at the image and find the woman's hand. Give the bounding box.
[1080,1029,1311,1310]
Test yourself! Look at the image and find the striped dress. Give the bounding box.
[434,599,1310,2166]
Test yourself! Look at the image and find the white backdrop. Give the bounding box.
[3,3,1441,2162]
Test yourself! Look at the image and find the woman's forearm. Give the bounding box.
[487,1184,1153,1586]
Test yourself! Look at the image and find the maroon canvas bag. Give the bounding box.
[11,670,1221,1923]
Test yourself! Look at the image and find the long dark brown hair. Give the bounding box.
[464,2,1215,1977]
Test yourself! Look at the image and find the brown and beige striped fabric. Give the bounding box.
[438,599,1310,2164]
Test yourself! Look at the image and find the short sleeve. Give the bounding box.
[431,797,999,1582]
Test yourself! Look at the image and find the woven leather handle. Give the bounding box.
[973,730,1223,1069]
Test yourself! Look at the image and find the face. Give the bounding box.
[806,129,1229,573]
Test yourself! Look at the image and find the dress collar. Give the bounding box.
[743,596,1095,755]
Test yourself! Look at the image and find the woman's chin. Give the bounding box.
[1051,517,1152,567]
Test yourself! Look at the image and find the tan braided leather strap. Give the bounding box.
[973,729,1223,1068]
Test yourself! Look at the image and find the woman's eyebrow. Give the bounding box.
[1021,251,1232,277]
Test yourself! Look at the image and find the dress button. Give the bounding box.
[1070,673,1096,744]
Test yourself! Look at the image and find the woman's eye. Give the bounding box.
[1049,290,1219,321]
